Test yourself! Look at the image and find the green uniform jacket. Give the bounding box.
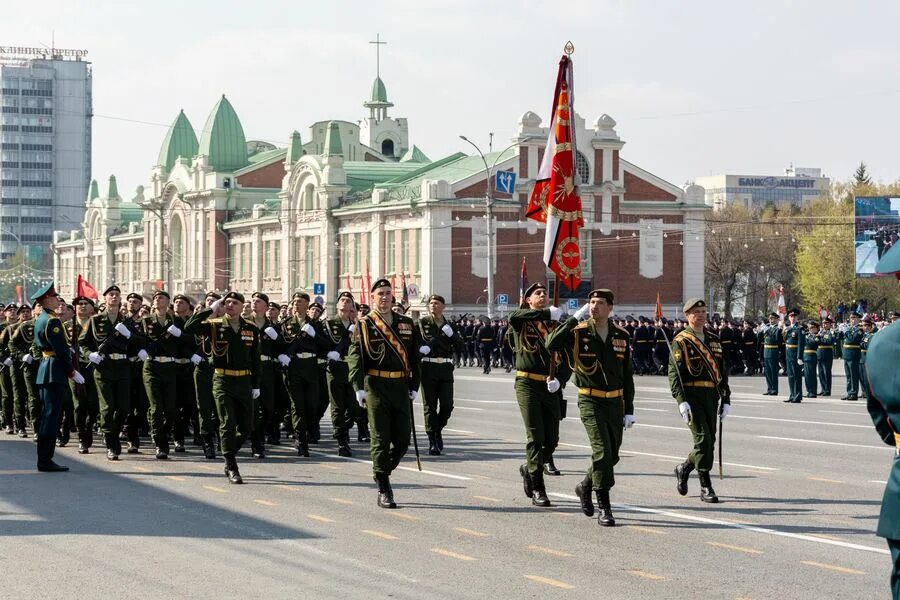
[348,311,421,392]
[34,310,73,384]
[508,308,558,377]
[803,333,820,361]
[280,315,334,373]
[9,319,38,362]
[783,323,804,357]
[416,315,464,358]
[183,308,261,389]
[761,325,782,358]
[668,328,731,405]
[841,326,864,360]
[546,317,635,414]
[817,330,837,361]
[134,313,189,358]
[860,331,874,365]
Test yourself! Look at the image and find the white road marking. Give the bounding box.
[820,410,869,416]
[729,415,871,429]
[556,443,778,470]
[308,450,472,481]
[870,480,888,484]
[759,436,890,451]
[453,406,485,411]
[635,407,668,413]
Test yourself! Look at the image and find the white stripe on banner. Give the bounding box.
[544,213,561,266]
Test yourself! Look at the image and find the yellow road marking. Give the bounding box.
[807,476,843,484]
[473,495,501,503]
[362,530,398,540]
[307,514,335,523]
[631,526,667,535]
[454,527,490,537]
[133,466,151,472]
[320,464,341,471]
[196,464,217,471]
[527,545,573,558]
[431,548,476,561]
[801,561,865,575]
[628,570,665,581]
[165,475,186,482]
[254,499,277,507]
[707,542,763,555]
[387,512,420,521]
[203,485,227,494]
[331,498,355,505]
[524,575,575,590]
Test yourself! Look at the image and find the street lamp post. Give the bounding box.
[458,136,518,320]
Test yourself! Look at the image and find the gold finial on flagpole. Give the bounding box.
[564,41,575,56]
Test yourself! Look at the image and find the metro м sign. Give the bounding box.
[737,176,815,189]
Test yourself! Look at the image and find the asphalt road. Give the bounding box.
[0,364,892,600]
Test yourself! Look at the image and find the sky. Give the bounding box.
[4,0,900,199]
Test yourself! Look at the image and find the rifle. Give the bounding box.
[718,415,724,480]
[409,388,422,471]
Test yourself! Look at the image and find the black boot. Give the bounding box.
[203,435,217,460]
[427,432,440,456]
[597,489,615,526]
[699,471,719,503]
[337,433,352,457]
[357,421,370,443]
[252,434,266,459]
[375,473,396,508]
[674,460,693,496]
[544,457,561,476]
[295,430,310,457]
[435,430,444,452]
[575,476,594,517]
[519,463,534,498]
[105,433,118,461]
[224,453,243,484]
[36,437,68,472]
[531,471,551,507]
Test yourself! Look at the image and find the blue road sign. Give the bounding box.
[314,295,324,305]
[495,171,517,195]
[567,298,579,310]
[497,293,509,305]
[313,283,325,295]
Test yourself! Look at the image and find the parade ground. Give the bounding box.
[0,367,890,600]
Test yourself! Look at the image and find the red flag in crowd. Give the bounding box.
[400,271,409,306]
[76,274,99,300]
[654,291,664,321]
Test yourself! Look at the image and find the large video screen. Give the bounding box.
[855,196,900,276]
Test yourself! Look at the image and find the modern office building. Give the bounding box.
[0,46,92,262]
[695,165,829,211]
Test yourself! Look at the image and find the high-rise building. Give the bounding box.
[694,165,830,211]
[0,46,92,263]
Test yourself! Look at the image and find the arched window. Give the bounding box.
[576,151,590,185]
[381,139,394,157]
[170,216,184,280]
[303,183,316,210]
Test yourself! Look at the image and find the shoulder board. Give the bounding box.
[705,330,720,341]
[207,318,224,325]
[611,324,630,336]
[573,322,589,330]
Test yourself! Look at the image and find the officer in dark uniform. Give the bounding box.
[64,296,100,453]
[308,301,331,444]
[31,282,85,471]
[1,305,32,437]
[323,291,360,457]
[817,317,837,396]
[802,321,820,398]
[478,319,496,374]
[761,313,782,395]
[348,278,422,508]
[0,303,17,434]
[718,320,736,376]
[841,312,864,401]
[172,294,199,452]
[859,316,876,400]
[670,298,731,503]
[9,304,40,439]
[741,320,759,375]
[783,308,804,403]
[247,291,282,459]
[194,292,222,459]
[124,292,149,453]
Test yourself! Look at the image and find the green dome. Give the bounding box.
[198,95,249,172]
[158,110,199,172]
[371,77,389,103]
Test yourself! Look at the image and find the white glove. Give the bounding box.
[2,357,12,367]
[277,354,291,367]
[546,377,561,394]
[301,323,315,338]
[264,326,278,340]
[166,325,182,337]
[326,351,340,361]
[88,352,103,365]
[441,324,454,337]
[211,298,224,313]
[251,388,260,400]
[355,389,367,407]
[409,390,418,401]
[137,349,149,362]
[114,322,132,338]
[70,370,86,385]
[190,354,202,365]
[720,404,731,421]
[348,323,356,333]
[549,306,563,321]
[419,345,431,356]
[678,401,692,424]
[23,354,33,365]
[624,414,636,429]
[574,303,590,321]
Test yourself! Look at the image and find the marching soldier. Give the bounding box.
[323,291,360,456]
[31,282,85,471]
[417,294,464,456]
[508,282,563,507]
[741,320,760,375]
[840,312,864,401]
[55,301,76,447]
[546,289,635,527]
[308,301,331,444]
[761,313,781,396]
[478,318,496,375]
[9,304,40,439]
[670,298,731,503]
[184,292,261,484]
[194,292,222,459]
[1,305,32,437]
[802,321,820,398]
[348,278,422,508]
[817,317,837,396]
[248,292,282,459]
[172,294,199,452]
[124,292,149,453]
[64,296,100,453]
[0,303,17,434]
[783,308,804,403]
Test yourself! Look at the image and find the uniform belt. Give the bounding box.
[260,355,273,362]
[577,387,623,399]
[516,370,547,382]
[803,350,817,354]
[152,356,175,363]
[422,357,452,364]
[764,344,779,349]
[107,353,128,360]
[366,369,406,379]
[317,358,327,365]
[843,344,859,348]
[479,338,494,342]
[685,381,715,388]
[214,368,251,377]
[895,432,900,453]
[175,358,191,364]
[861,349,867,353]
[785,344,799,348]
[295,352,316,359]
[42,351,55,357]
[818,346,833,350]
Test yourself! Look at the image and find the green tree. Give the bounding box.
[853,161,872,188]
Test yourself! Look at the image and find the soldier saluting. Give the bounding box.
[323,291,361,457]
[670,298,731,503]
[348,278,421,509]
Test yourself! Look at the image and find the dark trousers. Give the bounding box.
[174,364,197,444]
[786,352,802,402]
[144,362,177,450]
[817,358,833,394]
[860,363,870,399]
[515,377,560,476]
[802,357,818,397]
[194,363,218,436]
[889,538,900,600]
[0,369,13,428]
[578,394,623,490]
[366,376,411,476]
[686,392,719,472]
[421,362,454,433]
[70,372,99,448]
[253,361,277,444]
[36,382,63,463]
[94,366,131,438]
[764,356,779,394]
[844,357,860,397]
[288,361,319,440]
[213,374,252,455]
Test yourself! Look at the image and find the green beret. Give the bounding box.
[588,289,614,303]
[337,291,354,302]
[292,291,310,302]
[126,292,143,302]
[205,291,222,300]
[371,278,392,292]
[224,291,245,303]
[102,285,121,296]
[682,298,706,313]
[152,290,170,300]
[173,294,192,304]
[428,294,446,304]
[523,282,546,299]
[269,302,281,310]
[251,292,269,304]
[309,301,324,311]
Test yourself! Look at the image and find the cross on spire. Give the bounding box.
[370,33,387,78]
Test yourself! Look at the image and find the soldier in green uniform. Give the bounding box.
[247,291,282,459]
[546,289,635,526]
[2,305,33,437]
[323,291,360,457]
[817,317,837,396]
[348,278,421,509]
[783,308,804,403]
[9,304,40,439]
[761,313,782,396]
[308,301,331,444]
[265,300,289,445]
[859,316,876,400]
[31,282,85,471]
[55,301,76,447]
[417,294,464,456]
[0,303,17,433]
[82,286,137,460]
[184,292,260,484]
[802,321,820,398]
[508,282,563,508]
[194,292,222,459]
[64,296,100,453]
[135,290,188,459]
[172,294,199,452]
[670,298,731,503]
[841,312,864,401]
